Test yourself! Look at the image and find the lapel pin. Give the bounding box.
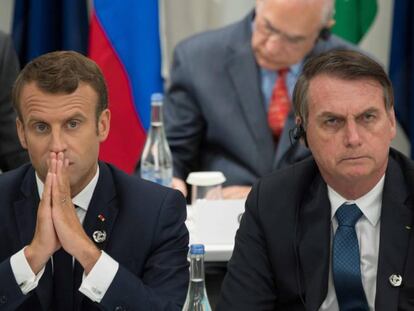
[93,214,107,243]
[405,225,412,230]
[93,230,107,243]
[389,274,402,287]
[98,214,106,222]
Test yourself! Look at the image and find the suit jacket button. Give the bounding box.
[0,295,7,304]
[114,306,126,311]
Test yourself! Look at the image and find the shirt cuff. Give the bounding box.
[10,247,45,294]
[78,251,119,303]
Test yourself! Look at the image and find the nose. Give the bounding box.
[49,129,67,153]
[344,120,362,147]
[264,35,283,53]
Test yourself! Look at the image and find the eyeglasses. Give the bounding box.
[256,17,319,47]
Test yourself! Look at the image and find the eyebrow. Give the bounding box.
[317,107,381,120]
[26,112,86,124]
[65,112,86,120]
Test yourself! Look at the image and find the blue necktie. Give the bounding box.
[333,203,369,311]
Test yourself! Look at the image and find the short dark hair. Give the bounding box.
[12,50,108,122]
[293,49,394,126]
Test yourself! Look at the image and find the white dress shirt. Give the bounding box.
[10,166,119,303]
[319,175,385,311]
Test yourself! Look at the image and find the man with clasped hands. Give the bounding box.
[0,51,189,310]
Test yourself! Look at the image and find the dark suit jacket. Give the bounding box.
[0,162,189,310]
[0,31,29,172]
[217,149,414,310]
[164,11,357,186]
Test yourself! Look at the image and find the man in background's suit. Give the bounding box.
[0,30,29,171]
[217,50,414,310]
[164,0,357,199]
[0,51,189,310]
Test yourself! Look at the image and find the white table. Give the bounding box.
[186,199,245,261]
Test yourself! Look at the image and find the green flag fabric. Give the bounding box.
[332,0,378,44]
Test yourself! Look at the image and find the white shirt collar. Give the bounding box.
[327,175,385,227]
[35,165,100,212]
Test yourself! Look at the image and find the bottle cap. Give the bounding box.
[186,171,226,186]
[190,244,205,255]
[151,93,163,104]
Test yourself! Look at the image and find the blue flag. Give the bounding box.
[12,0,88,66]
[389,0,414,157]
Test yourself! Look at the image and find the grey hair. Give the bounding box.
[321,0,335,24]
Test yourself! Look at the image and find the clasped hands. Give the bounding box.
[24,152,100,275]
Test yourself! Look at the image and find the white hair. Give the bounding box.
[321,0,335,24]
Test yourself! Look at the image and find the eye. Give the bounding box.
[263,20,279,36]
[263,23,273,36]
[285,36,304,45]
[324,117,341,126]
[34,122,49,133]
[362,112,376,122]
[67,120,80,129]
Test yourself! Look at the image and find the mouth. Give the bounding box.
[262,54,282,65]
[341,156,368,162]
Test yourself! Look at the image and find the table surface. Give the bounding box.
[186,199,245,261]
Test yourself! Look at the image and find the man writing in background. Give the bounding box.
[0,51,189,310]
[217,50,414,310]
[165,0,357,199]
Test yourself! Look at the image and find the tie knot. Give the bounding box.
[278,68,289,78]
[336,203,362,227]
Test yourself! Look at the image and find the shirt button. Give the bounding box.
[114,306,126,311]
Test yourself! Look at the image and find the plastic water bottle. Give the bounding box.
[140,93,173,187]
[182,244,212,311]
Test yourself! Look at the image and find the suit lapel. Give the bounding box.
[298,174,331,311]
[274,113,296,166]
[81,163,118,249]
[375,157,412,310]
[74,162,118,308]
[226,14,276,170]
[13,168,38,247]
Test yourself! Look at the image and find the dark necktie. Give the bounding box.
[52,205,80,310]
[52,248,74,311]
[267,68,290,140]
[333,203,369,311]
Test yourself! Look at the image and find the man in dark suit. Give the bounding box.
[217,50,414,310]
[0,51,189,310]
[0,30,29,171]
[164,0,357,199]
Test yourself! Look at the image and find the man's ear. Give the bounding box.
[97,109,111,142]
[16,118,28,149]
[388,107,397,140]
